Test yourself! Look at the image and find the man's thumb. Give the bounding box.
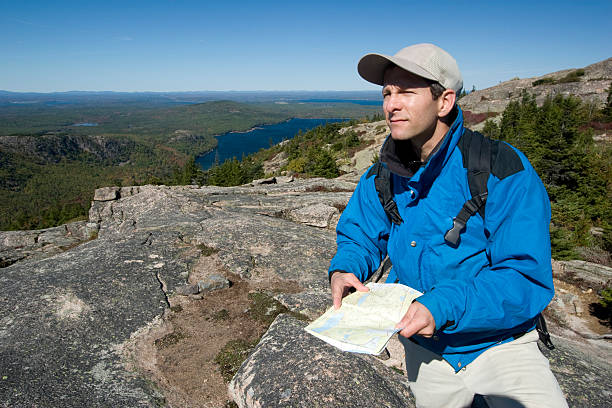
[353,280,369,293]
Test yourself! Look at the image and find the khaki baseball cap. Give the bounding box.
[358,43,463,93]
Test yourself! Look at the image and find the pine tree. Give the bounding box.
[305,147,339,178]
[494,91,611,259]
[181,156,200,185]
[604,82,612,121]
[481,119,500,140]
[499,100,520,142]
[534,95,585,194]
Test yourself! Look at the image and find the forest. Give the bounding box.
[0,99,379,230]
[481,90,611,262]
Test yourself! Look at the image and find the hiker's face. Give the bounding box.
[382,66,440,143]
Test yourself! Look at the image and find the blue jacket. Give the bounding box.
[329,107,554,371]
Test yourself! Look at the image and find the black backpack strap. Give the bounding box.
[536,313,555,350]
[367,162,403,225]
[443,193,488,246]
[370,128,523,246]
[465,128,492,220]
[445,129,491,246]
[445,128,525,247]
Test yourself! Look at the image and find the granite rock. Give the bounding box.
[554,259,612,291]
[0,178,354,406]
[0,221,90,267]
[229,315,612,408]
[1,173,611,407]
[542,335,612,407]
[285,203,340,229]
[228,314,415,408]
[197,274,230,292]
[94,186,120,201]
[459,58,612,130]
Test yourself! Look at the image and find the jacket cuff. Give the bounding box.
[415,291,455,332]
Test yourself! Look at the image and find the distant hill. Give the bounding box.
[459,57,612,128]
[0,90,381,107]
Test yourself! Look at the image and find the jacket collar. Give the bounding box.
[380,105,464,185]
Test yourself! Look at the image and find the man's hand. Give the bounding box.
[330,272,369,309]
[395,301,436,338]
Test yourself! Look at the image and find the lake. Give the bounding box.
[196,118,346,170]
[72,122,99,126]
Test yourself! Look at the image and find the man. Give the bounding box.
[328,44,568,408]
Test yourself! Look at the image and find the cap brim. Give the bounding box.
[358,53,438,86]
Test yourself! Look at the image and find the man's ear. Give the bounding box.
[438,89,456,118]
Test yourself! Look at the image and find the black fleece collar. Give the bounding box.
[380,107,458,178]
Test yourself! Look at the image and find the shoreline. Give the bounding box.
[195,117,345,170]
[195,119,291,157]
[227,125,265,134]
[221,117,294,136]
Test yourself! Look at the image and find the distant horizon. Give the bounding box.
[0,89,385,106]
[0,89,383,94]
[1,54,608,95]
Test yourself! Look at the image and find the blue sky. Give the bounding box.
[1,0,610,93]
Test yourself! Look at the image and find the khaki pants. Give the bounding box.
[399,330,568,408]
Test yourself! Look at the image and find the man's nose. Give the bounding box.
[384,94,401,112]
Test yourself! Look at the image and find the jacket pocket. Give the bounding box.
[421,228,489,290]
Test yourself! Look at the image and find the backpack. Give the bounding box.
[368,128,555,349]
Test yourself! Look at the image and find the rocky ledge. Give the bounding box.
[459,57,612,130]
[1,178,611,407]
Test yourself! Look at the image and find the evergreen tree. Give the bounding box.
[604,82,612,121]
[181,156,200,185]
[499,99,520,142]
[305,147,339,178]
[481,119,500,140]
[207,158,244,187]
[533,95,585,194]
[369,112,384,121]
[493,91,611,260]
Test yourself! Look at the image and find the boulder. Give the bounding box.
[228,314,415,408]
[554,259,612,291]
[275,175,294,183]
[251,176,277,185]
[197,274,230,292]
[175,283,200,296]
[94,186,120,201]
[286,203,340,229]
[0,234,177,407]
[262,151,288,174]
[119,186,141,198]
[0,221,90,267]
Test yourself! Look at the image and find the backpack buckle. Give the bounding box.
[444,218,465,246]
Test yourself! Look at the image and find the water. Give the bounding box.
[72,122,99,126]
[196,118,346,170]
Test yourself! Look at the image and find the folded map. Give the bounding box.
[305,282,422,355]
